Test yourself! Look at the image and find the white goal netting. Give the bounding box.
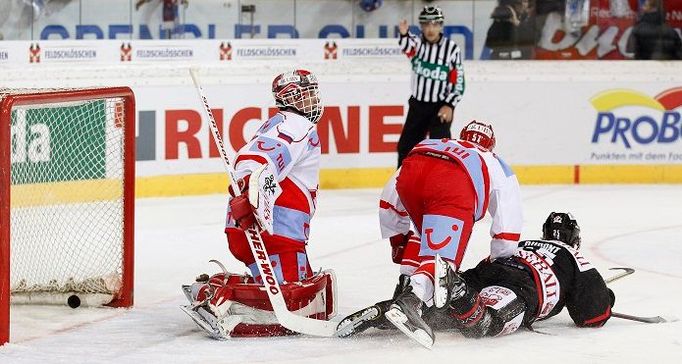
[2,91,130,305]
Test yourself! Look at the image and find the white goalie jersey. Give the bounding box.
[227,110,321,243]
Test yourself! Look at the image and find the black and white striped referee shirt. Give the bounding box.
[398,32,465,108]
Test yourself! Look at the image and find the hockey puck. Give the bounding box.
[67,295,81,309]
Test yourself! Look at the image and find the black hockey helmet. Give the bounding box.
[542,212,581,249]
[419,5,445,24]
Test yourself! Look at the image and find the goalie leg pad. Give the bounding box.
[247,251,312,284]
[186,272,244,305]
[225,229,313,283]
[206,269,337,337]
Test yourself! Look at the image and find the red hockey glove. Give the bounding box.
[389,231,413,264]
[228,175,251,198]
[230,192,256,230]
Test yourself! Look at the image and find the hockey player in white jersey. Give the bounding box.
[182,70,337,339]
[338,120,523,347]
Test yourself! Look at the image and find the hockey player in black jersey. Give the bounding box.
[435,212,615,338]
[336,212,615,344]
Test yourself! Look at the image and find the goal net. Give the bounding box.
[0,87,135,345]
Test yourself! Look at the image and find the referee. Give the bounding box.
[396,5,465,167]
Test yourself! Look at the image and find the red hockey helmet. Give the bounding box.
[272,69,323,124]
[460,120,496,151]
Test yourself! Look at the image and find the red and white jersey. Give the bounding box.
[227,111,321,243]
[380,138,523,259]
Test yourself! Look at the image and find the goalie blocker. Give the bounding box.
[184,269,337,338]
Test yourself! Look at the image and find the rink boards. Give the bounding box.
[2,39,682,195]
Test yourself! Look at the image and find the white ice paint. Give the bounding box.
[1,186,681,363]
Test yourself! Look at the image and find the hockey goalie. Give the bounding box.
[181,70,337,339]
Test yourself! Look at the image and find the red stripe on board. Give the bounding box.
[574,165,580,184]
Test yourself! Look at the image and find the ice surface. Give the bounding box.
[2,186,681,363]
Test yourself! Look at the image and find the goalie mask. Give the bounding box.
[272,69,323,124]
[542,212,582,250]
[419,5,445,24]
[460,120,496,151]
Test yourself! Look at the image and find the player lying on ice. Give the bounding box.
[336,212,616,348]
[338,120,524,347]
[181,69,337,339]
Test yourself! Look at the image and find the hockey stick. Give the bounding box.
[189,68,336,337]
[605,267,635,284]
[603,269,672,324]
[611,311,670,324]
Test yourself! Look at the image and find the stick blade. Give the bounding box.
[605,267,635,284]
[612,311,675,324]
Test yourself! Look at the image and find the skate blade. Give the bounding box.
[181,285,193,304]
[335,306,380,338]
[385,307,434,349]
[434,254,449,309]
[180,304,229,340]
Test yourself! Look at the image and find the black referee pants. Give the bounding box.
[397,97,452,167]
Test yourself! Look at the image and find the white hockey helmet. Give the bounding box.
[272,69,323,124]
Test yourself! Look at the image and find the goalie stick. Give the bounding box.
[188,68,336,337]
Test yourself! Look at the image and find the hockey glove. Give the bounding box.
[230,192,257,230]
[389,231,413,264]
[228,175,251,198]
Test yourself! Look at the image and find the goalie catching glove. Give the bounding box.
[228,175,256,230]
[228,164,282,233]
[229,193,256,230]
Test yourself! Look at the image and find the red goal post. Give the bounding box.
[0,87,136,345]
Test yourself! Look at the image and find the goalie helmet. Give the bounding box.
[272,69,323,124]
[460,120,496,151]
[419,5,445,24]
[542,212,582,250]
